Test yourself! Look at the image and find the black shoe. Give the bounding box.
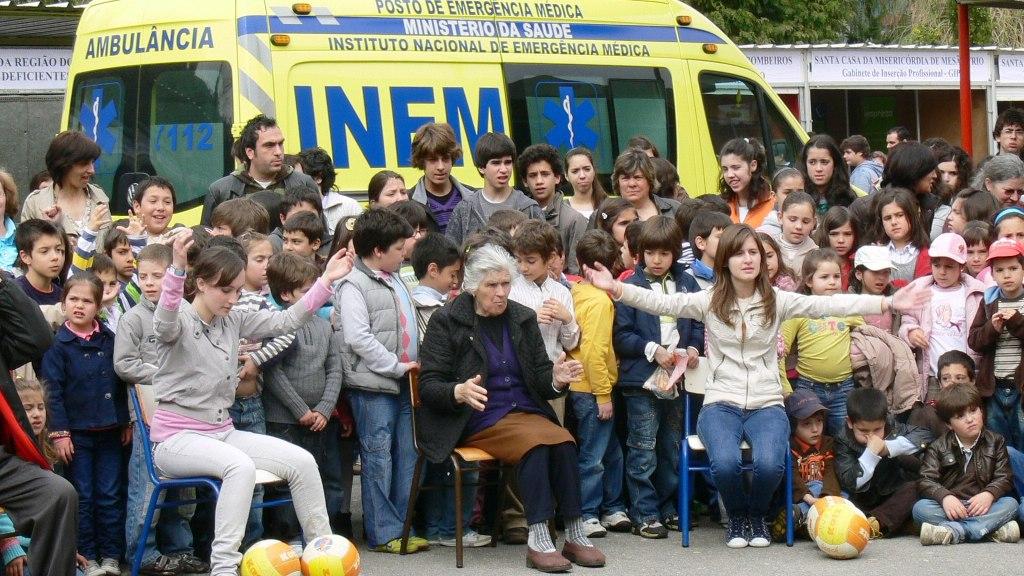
[175,553,209,573]
[138,555,180,576]
[632,520,668,539]
[504,526,529,545]
[749,517,771,548]
[725,517,748,548]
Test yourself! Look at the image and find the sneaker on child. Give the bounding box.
[582,518,607,538]
[600,511,632,532]
[440,530,493,547]
[633,520,668,539]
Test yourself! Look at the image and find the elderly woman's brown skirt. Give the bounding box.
[462,412,575,464]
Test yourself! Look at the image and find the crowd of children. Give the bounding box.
[3,113,1024,576]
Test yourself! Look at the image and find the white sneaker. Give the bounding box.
[920,522,956,546]
[582,517,607,538]
[99,558,120,576]
[600,511,632,532]
[992,520,1020,543]
[83,561,105,576]
[440,530,492,547]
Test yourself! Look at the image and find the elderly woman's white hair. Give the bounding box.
[462,243,518,293]
[972,153,1024,189]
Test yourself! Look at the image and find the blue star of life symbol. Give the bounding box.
[78,87,118,172]
[543,86,598,150]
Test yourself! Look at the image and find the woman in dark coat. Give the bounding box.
[417,244,605,573]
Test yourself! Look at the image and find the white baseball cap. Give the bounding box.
[853,245,896,272]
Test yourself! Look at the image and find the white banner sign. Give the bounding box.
[0,48,72,91]
[809,49,991,85]
[998,54,1024,84]
[743,49,804,84]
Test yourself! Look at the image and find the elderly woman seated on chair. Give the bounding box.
[417,244,606,572]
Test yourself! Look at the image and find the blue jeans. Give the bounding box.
[348,388,417,547]
[69,428,126,561]
[696,403,789,519]
[1008,447,1024,500]
[125,421,195,564]
[265,419,347,540]
[913,497,1018,542]
[988,389,1024,453]
[570,392,626,521]
[228,395,266,547]
[422,463,478,540]
[794,376,854,438]
[622,389,682,524]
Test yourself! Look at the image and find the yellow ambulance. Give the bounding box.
[62,0,806,224]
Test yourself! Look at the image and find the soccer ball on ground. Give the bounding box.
[241,539,302,576]
[807,496,870,559]
[302,534,361,576]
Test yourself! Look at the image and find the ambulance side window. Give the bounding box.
[142,62,233,209]
[68,73,129,202]
[765,101,802,170]
[699,72,801,172]
[504,64,675,186]
[699,74,763,156]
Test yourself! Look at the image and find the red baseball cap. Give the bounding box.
[987,238,1024,262]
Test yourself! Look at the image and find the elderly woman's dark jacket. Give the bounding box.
[417,291,565,464]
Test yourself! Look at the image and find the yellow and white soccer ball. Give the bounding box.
[241,539,302,576]
[301,534,361,576]
[806,496,870,559]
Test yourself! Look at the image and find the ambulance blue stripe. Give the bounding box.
[237,15,269,36]
[236,15,724,43]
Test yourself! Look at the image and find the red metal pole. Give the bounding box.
[959,3,973,156]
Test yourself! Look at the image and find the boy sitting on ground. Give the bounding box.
[835,387,933,538]
[914,383,1020,545]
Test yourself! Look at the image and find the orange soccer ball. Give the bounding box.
[807,497,870,559]
[241,539,301,576]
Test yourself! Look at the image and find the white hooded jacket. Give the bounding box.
[617,284,885,410]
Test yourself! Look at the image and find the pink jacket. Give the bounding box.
[898,273,986,377]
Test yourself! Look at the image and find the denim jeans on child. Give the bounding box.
[228,395,266,546]
[125,421,195,565]
[422,463,478,540]
[913,496,1018,542]
[794,376,854,438]
[987,387,1024,453]
[265,418,347,540]
[347,388,417,547]
[570,391,626,521]
[622,389,682,524]
[696,403,789,520]
[70,428,126,561]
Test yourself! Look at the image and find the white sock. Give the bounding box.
[528,522,555,552]
[565,517,593,547]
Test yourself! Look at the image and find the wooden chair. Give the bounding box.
[400,369,509,568]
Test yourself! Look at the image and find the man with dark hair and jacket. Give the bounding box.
[201,114,318,225]
[0,271,79,575]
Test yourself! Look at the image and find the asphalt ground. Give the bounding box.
[352,502,1023,576]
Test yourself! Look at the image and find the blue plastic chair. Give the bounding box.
[129,385,294,574]
[677,376,794,547]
